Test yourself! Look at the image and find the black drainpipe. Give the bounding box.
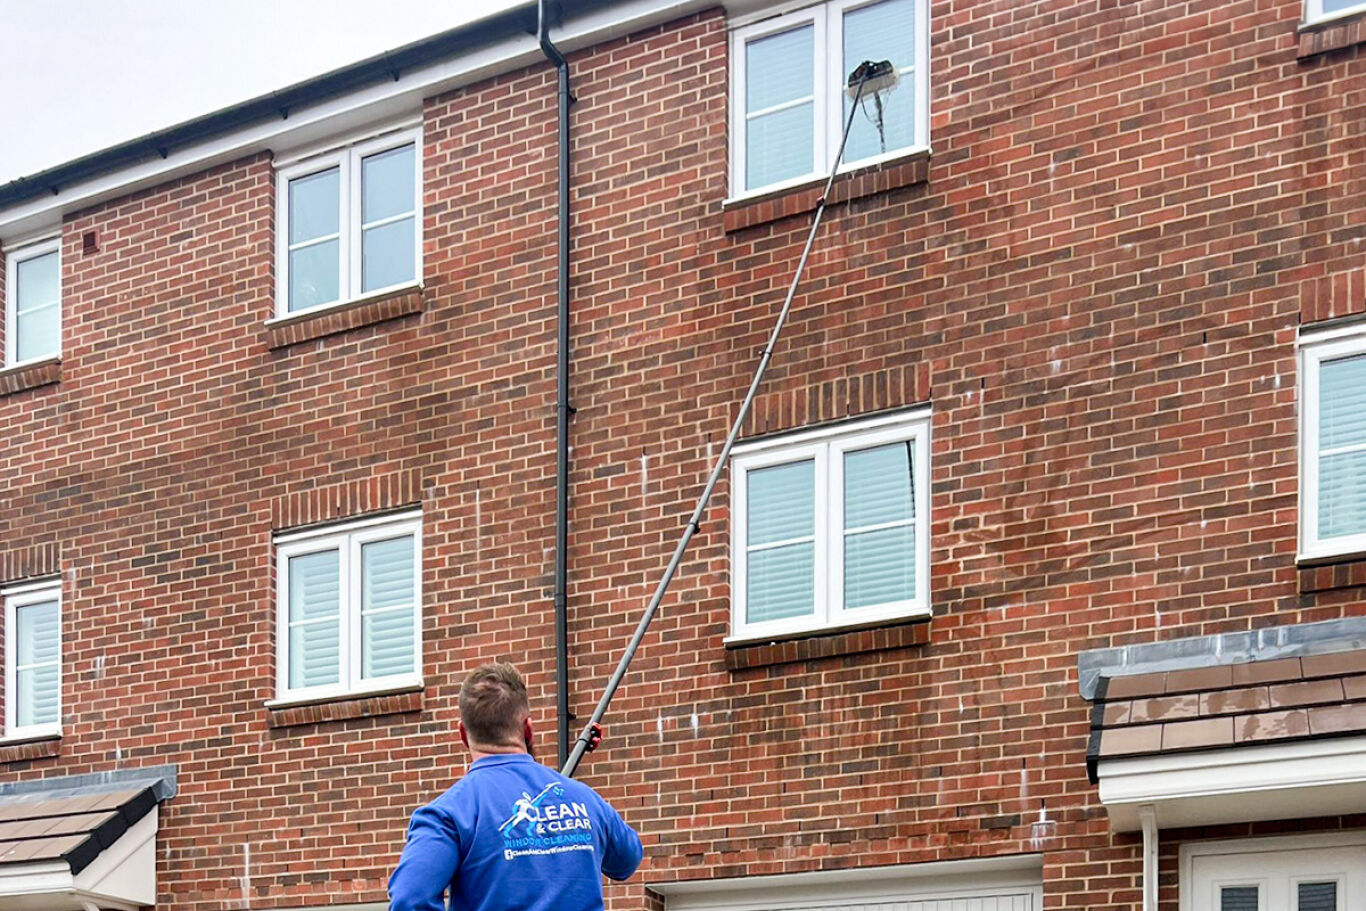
[538,0,574,770]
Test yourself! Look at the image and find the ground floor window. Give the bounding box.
[1183,832,1366,911]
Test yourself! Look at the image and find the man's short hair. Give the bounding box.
[459,663,530,746]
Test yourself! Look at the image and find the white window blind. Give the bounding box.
[1317,352,1366,541]
[275,513,421,702]
[731,410,930,640]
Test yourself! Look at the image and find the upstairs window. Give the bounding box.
[275,127,421,316]
[1306,0,1366,25]
[3,579,61,740]
[729,0,928,197]
[1300,325,1366,560]
[730,410,930,640]
[4,239,60,367]
[273,512,422,703]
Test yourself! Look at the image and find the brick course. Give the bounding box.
[1,1,1365,908]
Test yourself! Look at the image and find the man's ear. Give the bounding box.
[458,720,470,750]
[523,716,535,748]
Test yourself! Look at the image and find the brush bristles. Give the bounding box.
[845,59,899,98]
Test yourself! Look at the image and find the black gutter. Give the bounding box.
[0,0,620,212]
[539,0,576,771]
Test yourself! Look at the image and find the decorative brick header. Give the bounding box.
[0,544,59,585]
[1302,270,1366,325]
[268,688,424,729]
[265,286,425,349]
[1300,557,1366,593]
[0,737,60,765]
[1299,13,1366,58]
[723,150,930,233]
[725,619,929,671]
[271,469,426,531]
[742,362,931,439]
[0,358,60,397]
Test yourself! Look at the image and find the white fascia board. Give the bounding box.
[0,0,711,240]
[651,855,1044,911]
[0,809,155,911]
[1097,735,1366,832]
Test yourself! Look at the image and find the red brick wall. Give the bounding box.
[1,0,1365,908]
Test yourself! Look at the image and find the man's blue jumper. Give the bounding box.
[388,753,643,911]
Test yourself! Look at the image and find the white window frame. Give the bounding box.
[728,0,930,201]
[3,237,61,368]
[1298,324,1366,562]
[273,125,422,320]
[1306,0,1366,26]
[2,578,62,741]
[729,408,930,642]
[272,511,422,704]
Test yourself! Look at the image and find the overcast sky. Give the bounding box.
[0,0,520,185]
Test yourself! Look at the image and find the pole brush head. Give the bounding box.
[845,59,899,98]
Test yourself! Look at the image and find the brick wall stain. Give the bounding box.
[1,2,1365,908]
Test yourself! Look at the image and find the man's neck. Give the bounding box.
[468,743,529,763]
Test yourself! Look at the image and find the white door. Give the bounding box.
[1191,844,1366,910]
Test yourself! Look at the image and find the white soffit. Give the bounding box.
[651,855,1045,911]
[0,808,157,911]
[1097,734,1366,832]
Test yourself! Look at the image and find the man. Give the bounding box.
[389,663,643,911]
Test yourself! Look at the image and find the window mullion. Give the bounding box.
[344,151,359,303]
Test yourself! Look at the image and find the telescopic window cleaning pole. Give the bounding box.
[561,60,901,778]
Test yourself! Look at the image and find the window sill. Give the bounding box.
[1299,553,1366,593]
[266,683,424,728]
[265,284,424,349]
[1298,10,1366,57]
[723,148,931,233]
[724,615,930,671]
[0,734,60,764]
[0,357,61,396]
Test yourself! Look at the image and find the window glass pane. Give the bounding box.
[843,0,916,162]
[15,252,58,313]
[288,550,340,689]
[15,304,59,363]
[289,239,341,312]
[746,25,814,111]
[748,460,815,545]
[747,105,816,191]
[362,144,415,224]
[1298,881,1337,911]
[288,167,340,244]
[1220,886,1259,911]
[845,442,913,528]
[362,217,415,292]
[361,534,417,680]
[745,24,815,190]
[14,600,59,729]
[16,666,59,728]
[1324,0,1361,12]
[16,601,58,668]
[748,541,815,624]
[846,524,914,608]
[1320,449,1366,539]
[1320,353,1366,450]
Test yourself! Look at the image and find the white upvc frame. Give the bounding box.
[3,237,61,368]
[274,124,422,319]
[1306,0,1366,27]
[2,578,62,742]
[273,511,422,704]
[1179,831,1366,911]
[1298,325,1366,562]
[727,0,930,201]
[729,408,931,642]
